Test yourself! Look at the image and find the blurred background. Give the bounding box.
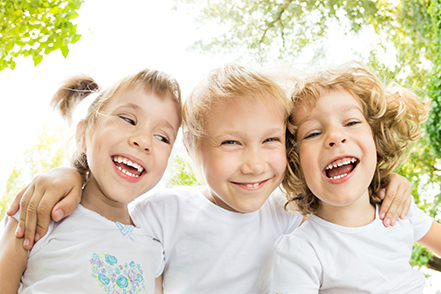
[1,0,440,291]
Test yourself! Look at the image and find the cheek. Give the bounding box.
[298,147,316,183]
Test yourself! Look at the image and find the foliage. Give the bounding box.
[426,0,441,158]
[395,135,441,270]
[165,152,203,188]
[0,0,83,71]
[0,125,67,220]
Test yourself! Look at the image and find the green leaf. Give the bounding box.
[32,54,43,66]
[61,45,69,58]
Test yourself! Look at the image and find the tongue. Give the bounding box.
[327,164,354,178]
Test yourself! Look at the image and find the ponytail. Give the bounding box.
[51,75,101,183]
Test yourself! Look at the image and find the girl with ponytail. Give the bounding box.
[0,68,182,294]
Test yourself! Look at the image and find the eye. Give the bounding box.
[304,131,320,139]
[120,116,136,126]
[346,120,360,127]
[263,137,280,143]
[221,140,239,145]
[155,135,170,144]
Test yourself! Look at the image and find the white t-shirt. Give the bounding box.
[130,186,303,294]
[271,201,433,294]
[11,205,164,294]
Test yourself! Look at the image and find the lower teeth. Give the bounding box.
[330,173,347,180]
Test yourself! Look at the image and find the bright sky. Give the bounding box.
[0,0,238,196]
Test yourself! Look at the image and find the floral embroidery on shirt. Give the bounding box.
[90,253,145,293]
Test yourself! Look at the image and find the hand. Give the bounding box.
[377,173,412,227]
[6,167,83,250]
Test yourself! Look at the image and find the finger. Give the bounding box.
[16,185,36,239]
[6,185,28,217]
[51,185,82,221]
[400,187,412,220]
[22,184,49,249]
[382,179,411,227]
[378,184,397,221]
[376,189,386,201]
[34,185,82,241]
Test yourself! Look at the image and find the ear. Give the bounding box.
[75,120,87,152]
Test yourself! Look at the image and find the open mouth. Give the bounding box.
[324,157,358,180]
[112,156,145,178]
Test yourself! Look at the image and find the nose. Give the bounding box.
[240,148,267,175]
[130,131,151,152]
[326,128,347,147]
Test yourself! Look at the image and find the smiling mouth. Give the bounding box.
[231,179,269,189]
[324,158,358,180]
[112,156,145,178]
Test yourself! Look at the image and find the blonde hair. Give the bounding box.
[283,61,430,215]
[51,69,182,182]
[183,63,292,163]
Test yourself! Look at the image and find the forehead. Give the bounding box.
[295,87,361,115]
[110,85,179,124]
[205,95,285,125]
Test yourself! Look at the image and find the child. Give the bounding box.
[271,61,441,293]
[7,64,412,293]
[0,69,182,293]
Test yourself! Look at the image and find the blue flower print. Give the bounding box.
[90,253,145,293]
[105,254,118,266]
[99,273,110,285]
[116,275,129,288]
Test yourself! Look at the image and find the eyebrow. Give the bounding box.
[296,104,362,127]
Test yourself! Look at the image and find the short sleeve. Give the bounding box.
[271,233,321,294]
[407,198,433,241]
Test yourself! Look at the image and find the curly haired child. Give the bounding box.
[271,61,441,293]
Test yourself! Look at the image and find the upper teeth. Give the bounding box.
[325,158,357,171]
[246,183,259,188]
[113,156,144,174]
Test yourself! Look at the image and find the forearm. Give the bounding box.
[418,221,441,256]
[0,217,28,293]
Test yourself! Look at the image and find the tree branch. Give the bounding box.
[259,0,294,45]
[427,255,441,272]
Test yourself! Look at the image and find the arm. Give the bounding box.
[6,167,83,249]
[0,217,28,293]
[417,221,441,256]
[155,275,163,294]
[377,173,412,227]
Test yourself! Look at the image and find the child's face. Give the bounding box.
[294,87,377,211]
[199,96,287,213]
[83,85,180,204]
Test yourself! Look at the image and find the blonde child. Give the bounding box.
[0,69,182,293]
[7,64,412,293]
[272,61,441,293]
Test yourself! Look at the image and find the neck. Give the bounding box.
[315,192,376,227]
[81,177,133,226]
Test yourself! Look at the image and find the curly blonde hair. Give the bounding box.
[282,61,430,215]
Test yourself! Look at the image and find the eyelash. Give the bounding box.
[120,116,136,126]
[303,120,360,139]
[155,135,170,144]
[346,120,359,127]
[264,138,280,143]
[221,140,238,145]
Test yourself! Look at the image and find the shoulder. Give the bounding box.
[272,225,322,292]
[262,189,303,232]
[405,198,433,241]
[130,186,202,211]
